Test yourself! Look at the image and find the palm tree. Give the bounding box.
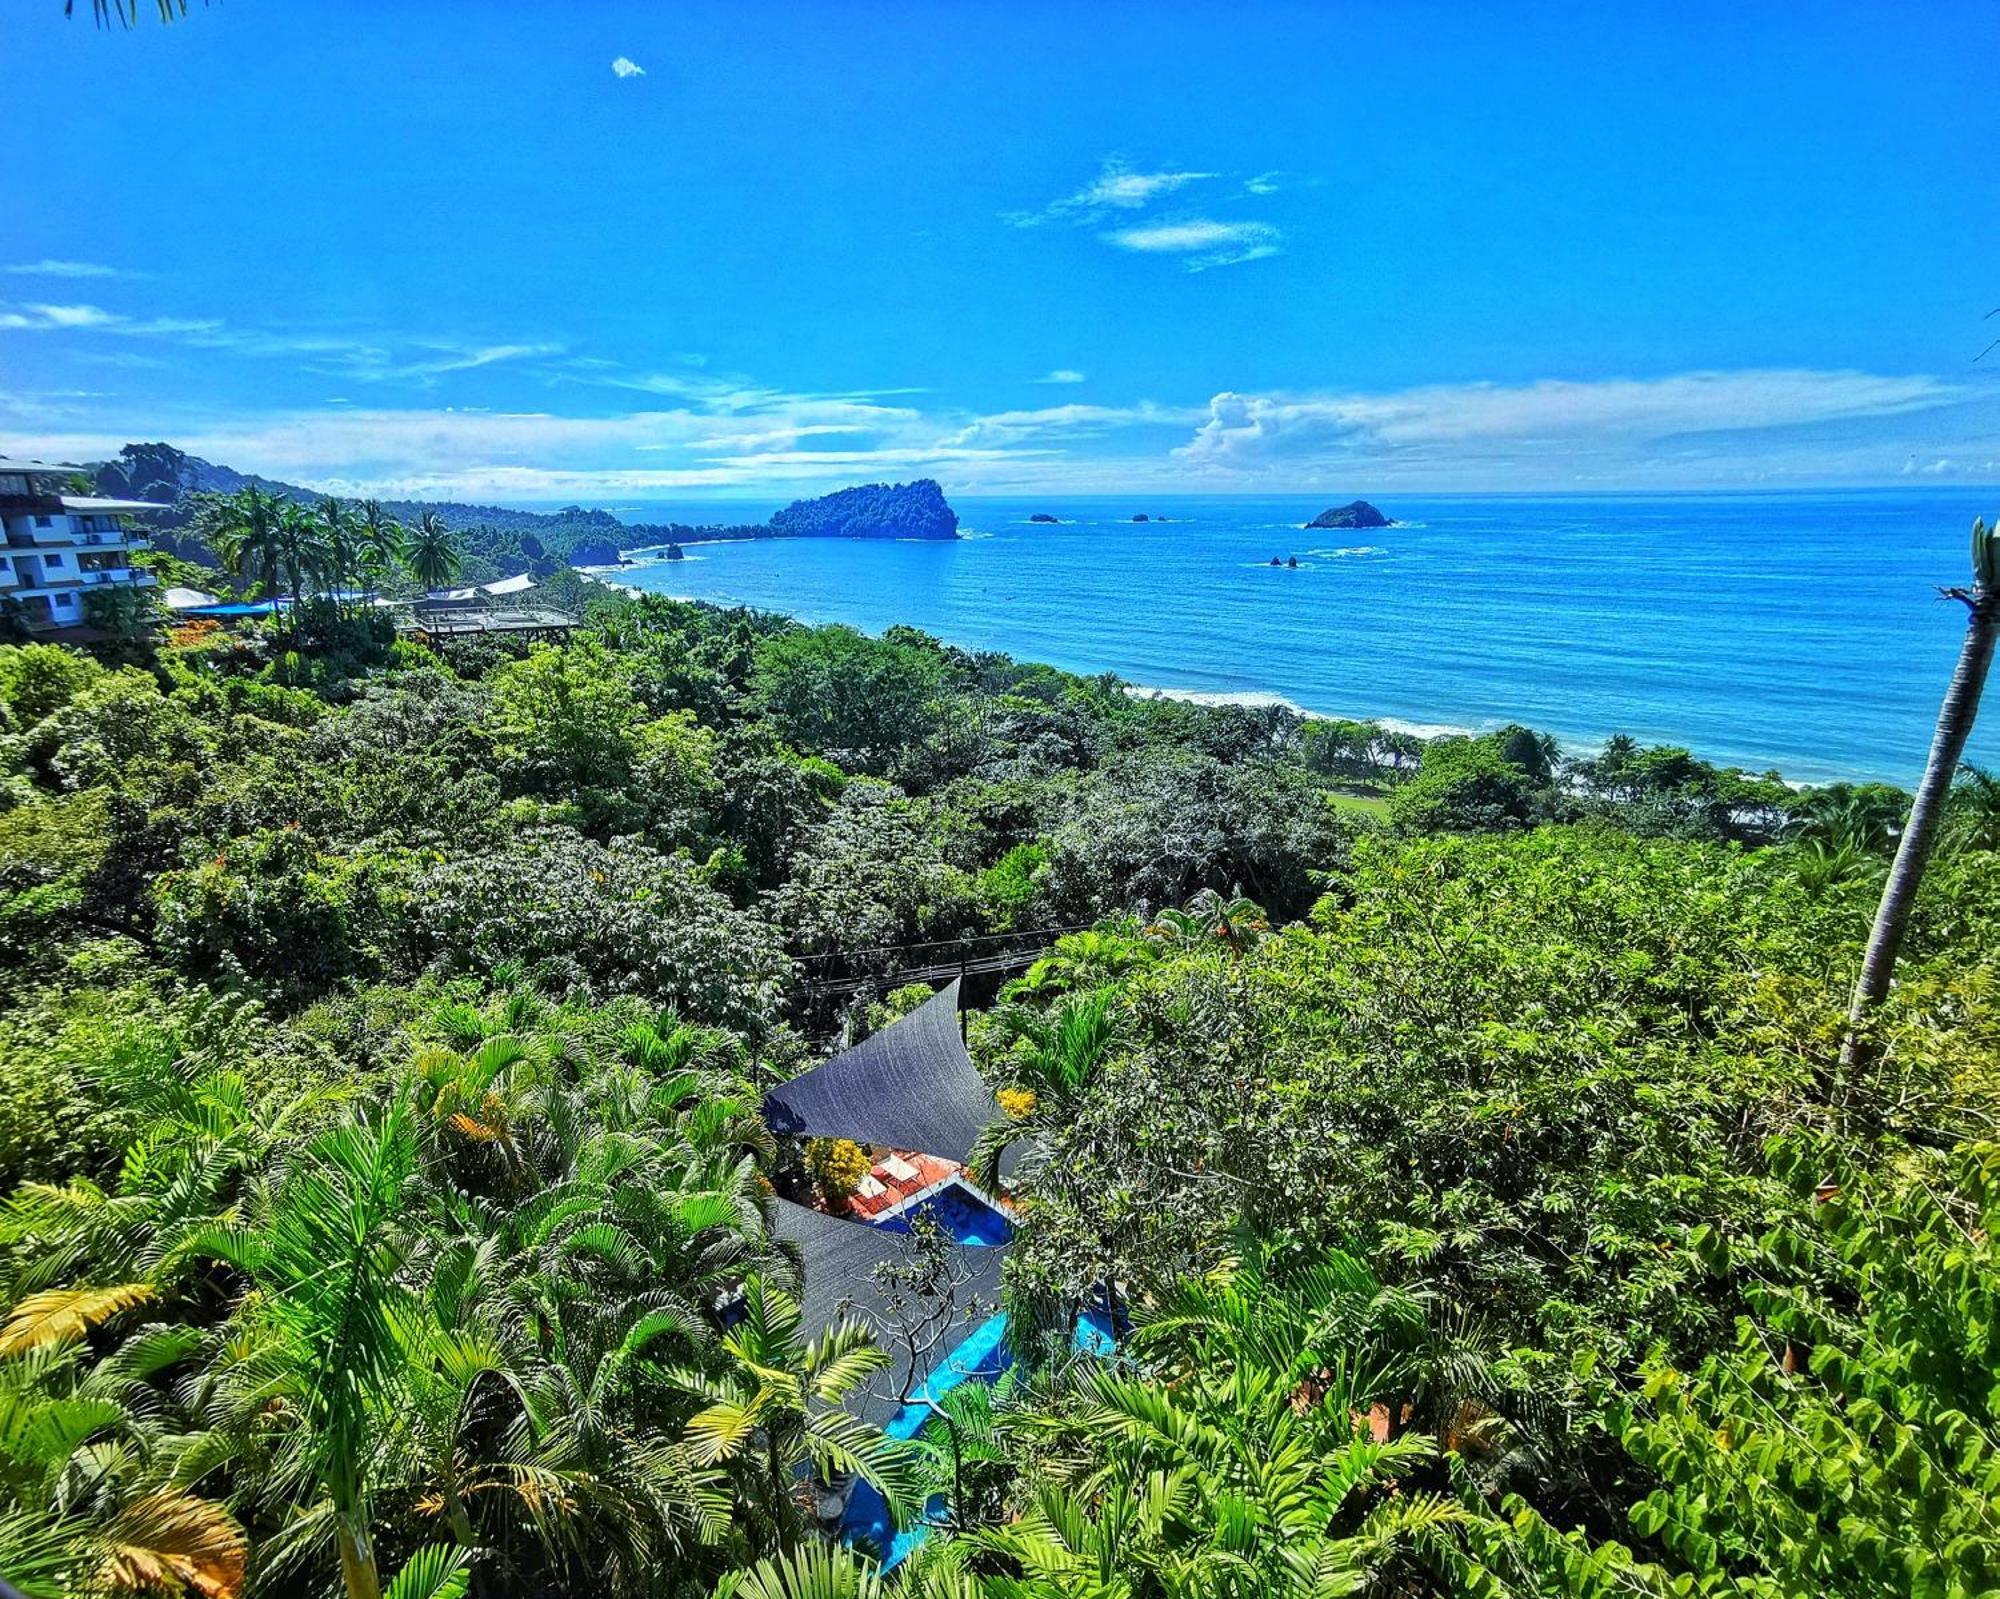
[1947,764,2000,855]
[671,1278,914,1556]
[1841,517,2000,1078]
[208,485,287,606]
[186,1104,419,1599]
[1142,906,1206,950]
[967,989,1123,1195]
[946,1365,1464,1599]
[317,496,363,616]
[1188,887,1268,953]
[913,1241,1497,1598]
[714,1544,893,1599]
[406,511,462,594]
[270,498,334,636]
[1003,927,1155,1002]
[0,1331,247,1599]
[69,0,187,22]
[358,500,408,590]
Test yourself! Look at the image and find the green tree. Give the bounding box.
[275,498,333,619]
[317,497,364,615]
[752,625,954,779]
[924,1241,1507,1598]
[1520,1140,2000,1599]
[188,1103,419,1599]
[1841,517,1999,1078]
[967,988,1123,1194]
[672,1278,914,1556]
[206,485,288,606]
[357,501,407,588]
[405,511,462,593]
[1388,734,1549,833]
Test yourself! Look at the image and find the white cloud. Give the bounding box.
[4,260,136,280]
[0,302,217,335]
[1076,164,1212,210]
[1008,159,1215,227]
[0,299,565,386]
[1033,369,1087,385]
[1170,370,1983,486]
[9,302,118,329]
[944,401,1201,449]
[611,56,646,78]
[5,366,1989,499]
[369,342,566,382]
[1242,172,1284,196]
[1105,219,1282,270]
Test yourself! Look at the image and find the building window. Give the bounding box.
[45,554,63,568]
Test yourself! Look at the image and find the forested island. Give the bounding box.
[2,501,1998,1599]
[90,444,958,584]
[768,479,958,541]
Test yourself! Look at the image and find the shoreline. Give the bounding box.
[580,568,1836,786]
[1120,684,1474,743]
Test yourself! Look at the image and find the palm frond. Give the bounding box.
[382,1543,472,1599]
[96,1491,246,1599]
[0,1283,156,1356]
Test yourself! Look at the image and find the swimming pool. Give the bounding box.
[839,1307,1115,1568]
[873,1179,1013,1246]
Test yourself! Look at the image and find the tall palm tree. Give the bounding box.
[358,500,408,590]
[406,511,462,594]
[272,499,333,635]
[670,1279,914,1556]
[317,496,363,617]
[187,1104,419,1599]
[208,485,287,606]
[1841,517,2000,1078]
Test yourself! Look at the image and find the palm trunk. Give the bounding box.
[336,1517,382,1599]
[1839,585,1997,1080]
[439,1449,477,1548]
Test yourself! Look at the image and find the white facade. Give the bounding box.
[0,463,161,632]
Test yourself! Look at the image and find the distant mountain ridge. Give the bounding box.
[87,444,958,576]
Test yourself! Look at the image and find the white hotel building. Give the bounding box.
[0,456,160,633]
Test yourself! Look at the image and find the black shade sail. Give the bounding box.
[763,979,1002,1165]
[768,1197,1009,1426]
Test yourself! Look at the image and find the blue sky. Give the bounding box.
[3,0,1996,501]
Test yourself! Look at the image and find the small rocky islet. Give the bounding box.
[1303,499,1390,530]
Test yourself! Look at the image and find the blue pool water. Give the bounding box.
[604,490,2000,786]
[876,1182,1014,1246]
[839,1308,1116,1568]
[189,599,284,617]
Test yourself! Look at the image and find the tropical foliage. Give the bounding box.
[2,552,1997,1598]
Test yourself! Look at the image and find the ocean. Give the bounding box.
[586,490,2000,787]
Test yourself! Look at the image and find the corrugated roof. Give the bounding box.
[0,456,87,474]
[763,980,1004,1166]
[59,495,169,514]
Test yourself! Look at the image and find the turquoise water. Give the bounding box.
[840,1308,1117,1569]
[602,490,2000,786]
